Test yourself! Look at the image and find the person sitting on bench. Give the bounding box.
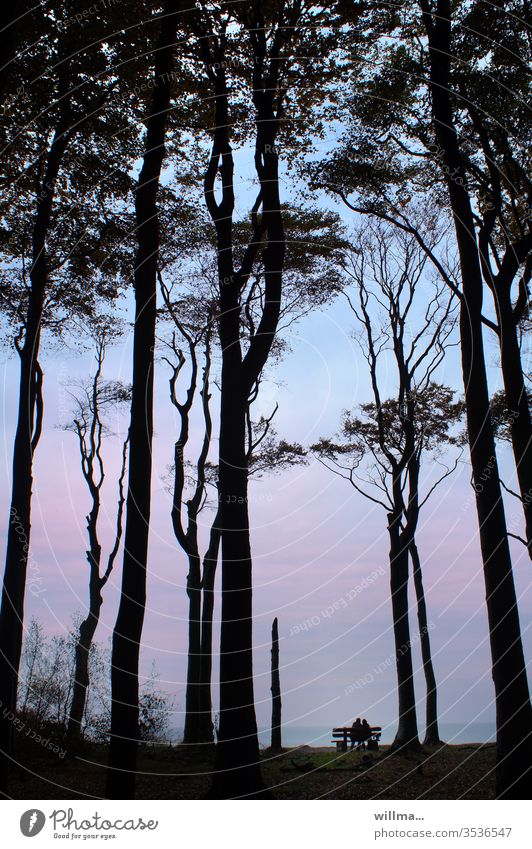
[350,718,363,750]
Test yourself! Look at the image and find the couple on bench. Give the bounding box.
[350,717,371,750]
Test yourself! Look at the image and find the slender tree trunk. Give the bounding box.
[67,602,101,740]
[0,110,69,797]
[197,511,221,744]
[270,617,281,751]
[388,514,421,752]
[410,540,440,746]
[495,286,532,557]
[183,553,202,745]
[68,426,127,745]
[105,1,178,799]
[421,0,532,797]
[211,388,265,797]
[0,344,42,796]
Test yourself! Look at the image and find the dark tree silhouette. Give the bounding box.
[161,281,310,747]
[419,0,532,797]
[0,2,137,794]
[0,96,70,799]
[161,290,219,746]
[311,1,532,557]
[184,0,351,796]
[270,618,282,751]
[186,2,307,797]
[63,325,130,742]
[105,0,181,800]
[311,0,532,795]
[314,223,462,750]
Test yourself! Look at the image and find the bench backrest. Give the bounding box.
[332,726,381,733]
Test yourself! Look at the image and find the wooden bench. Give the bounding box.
[331,726,382,752]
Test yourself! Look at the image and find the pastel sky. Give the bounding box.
[1,133,531,743]
[1,280,530,744]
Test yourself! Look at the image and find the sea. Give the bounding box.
[168,723,496,747]
[256,723,496,748]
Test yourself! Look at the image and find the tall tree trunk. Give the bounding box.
[211,386,265,796]
[201,8,287,797]
[410,540,440,746]
[105,1,178,799]
[183,553,202,744]
[0,110,69,797]
[197,511,221,744]
[421,0,532,797]
[67,603,101,740]
[388,514,421,752]
[270,617,281,751]
[495,285,532,557]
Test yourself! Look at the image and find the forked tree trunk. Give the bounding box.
[422,0,532,797]
[68,429,127,744]
[199,7,289,798]
[388,514,421,752]
[105,1,178,800]
[270,617,282,751]
[410,540,440,746]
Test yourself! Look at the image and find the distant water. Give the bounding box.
[255,723,496,748]
[169,723,496,747]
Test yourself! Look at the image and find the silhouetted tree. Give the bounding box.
[311,0,532,795]
[63,324,130,742]
[0,2,137,796]
[161,289,218,746]
[312,1,532,557]
[314,223,462,750]
[420,0,532,796]
[105,0,181,800]
[270,618,282,751]
[161,280,310,746]
[184,1,348,795]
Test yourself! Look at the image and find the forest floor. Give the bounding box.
[9,737,497,799]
